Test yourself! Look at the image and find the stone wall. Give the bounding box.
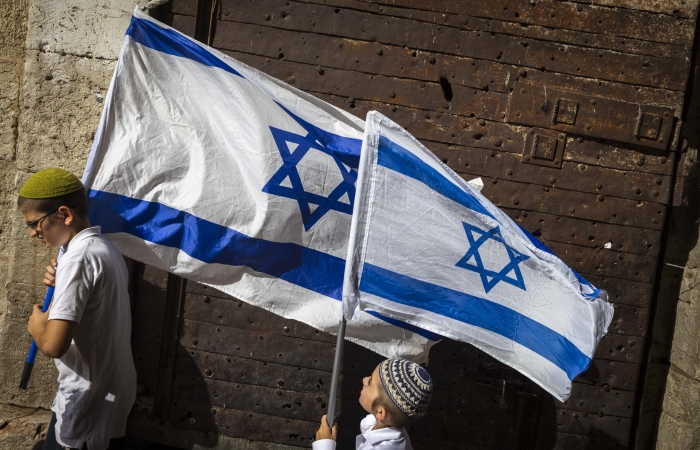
[0,1,140,448]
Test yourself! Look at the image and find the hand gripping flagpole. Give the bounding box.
[19,286,55,389]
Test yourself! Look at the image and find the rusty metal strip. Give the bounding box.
[563,0,696,19]
[564,138,676,176]
[507,82,675,150]
[183,292,335,343]
[433,144,672,203]
[475,176,667,230]
[501,208,663,257]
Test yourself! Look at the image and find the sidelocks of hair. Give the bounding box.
[371,388,415,428]
[18,187,89,219]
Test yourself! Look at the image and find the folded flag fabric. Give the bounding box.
[81,9,439,362]
[342,112,614,400]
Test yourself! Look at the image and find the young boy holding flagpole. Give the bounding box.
[19,168,136,450]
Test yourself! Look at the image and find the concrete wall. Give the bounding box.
[0,1,139,447]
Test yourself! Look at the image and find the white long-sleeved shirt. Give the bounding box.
[312,414,413,450]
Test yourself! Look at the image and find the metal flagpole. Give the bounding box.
[325,316,347,428]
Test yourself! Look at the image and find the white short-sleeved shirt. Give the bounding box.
[49,226,137,450]
[312,414,413,450]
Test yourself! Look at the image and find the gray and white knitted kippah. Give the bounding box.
[379,358,433,417]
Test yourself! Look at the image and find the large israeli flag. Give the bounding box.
[343,112,614,400]
[82,9,439,362]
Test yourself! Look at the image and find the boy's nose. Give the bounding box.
[362,376,369,386]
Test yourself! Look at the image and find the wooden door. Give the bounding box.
[128,1,700,448]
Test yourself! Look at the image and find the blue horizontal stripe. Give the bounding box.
[88,190,437,337]
[377,136,495,220]
[126,16,243,78]
[359,263,591,380]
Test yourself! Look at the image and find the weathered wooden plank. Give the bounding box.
[296,0,690,58]
[545,241,657,284]
[132,285,167,318]
[474,176,667,230]
[584,275,654,308]
[169,0,197,16]
[170,400,318,447]
[135,264,169,289]
[180,319,336,371]
[607,304,649,337]
[217,49,506,121]
[557,383,636,418]
[594,332,644,363]
[564,138,676,175]
[162,13,197,38]
[502,209,663,257]
[218,1,689,90]
[534,430,629,449]
[537,407,632,443]
[182,293,336,343]
[565,0,698,20]
[455,0,694,46]
[575,359,639,392]
[434,145,672,204]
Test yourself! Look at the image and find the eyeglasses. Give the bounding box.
[26,208,59,231]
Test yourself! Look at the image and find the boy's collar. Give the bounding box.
[61,226,101,252]
[361,414,404,444]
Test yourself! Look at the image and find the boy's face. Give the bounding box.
[359,364,382,414]
[21,206,74,249]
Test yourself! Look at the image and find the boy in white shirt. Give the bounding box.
[313,358,433,450]
[19,168,136,450]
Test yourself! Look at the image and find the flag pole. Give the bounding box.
[326,316,346,428]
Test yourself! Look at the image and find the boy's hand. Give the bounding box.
[28,304,49,339]
[43,259,57,287]
[315,415,337,441]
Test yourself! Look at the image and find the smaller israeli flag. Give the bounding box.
[343,112,614,401]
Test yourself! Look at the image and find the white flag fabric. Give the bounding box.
[342,112,614,400]
[82,9,439,362]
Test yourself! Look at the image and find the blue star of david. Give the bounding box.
[262,105,359,231]
[456,222,530,293]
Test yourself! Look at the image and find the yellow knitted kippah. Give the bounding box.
[19,168,84,199]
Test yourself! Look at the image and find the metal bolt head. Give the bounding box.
[577,136,584,142]
[191,339,198,345]
[652,218,659,224]
[276,389,282,396]
[590,100,596,105]
[226,357,232,362]
[203,296,210,303]
[660,156,667,163]
[376,49,383,56]
[523,155,530,162]
[597,410,605,418]
[652,190,659,197]
[519,69,527,77]
[512,199,519,205]
[664,111,670,118]
[493,138,502,147]
[478,119,486,126]
[316,396,322,402]
[569,207,576,213]
[489,150,495,157]
[277,379,284,387]
[634,187,641,194]
[520,88,527,95]
[506,169,513,176]
[390,105,397,112]
[210,408,216,415]
[429,57,436,64]
[389,91,396,98]
[522,211,528,218]
[554,159,560,165]
[204,369,212,376]
[264,14,270,20]
[491,178,498,184]
[548,177,556,184]
[598,195,604,201]
[316,65,324,75]
[499,399,508,409]
[284,326,290,333]
[603,384,611,392]
[528,130,535,135]
[596,182,603,189]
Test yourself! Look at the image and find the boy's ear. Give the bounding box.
[373,404,388,422]
[57,206,74,225]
